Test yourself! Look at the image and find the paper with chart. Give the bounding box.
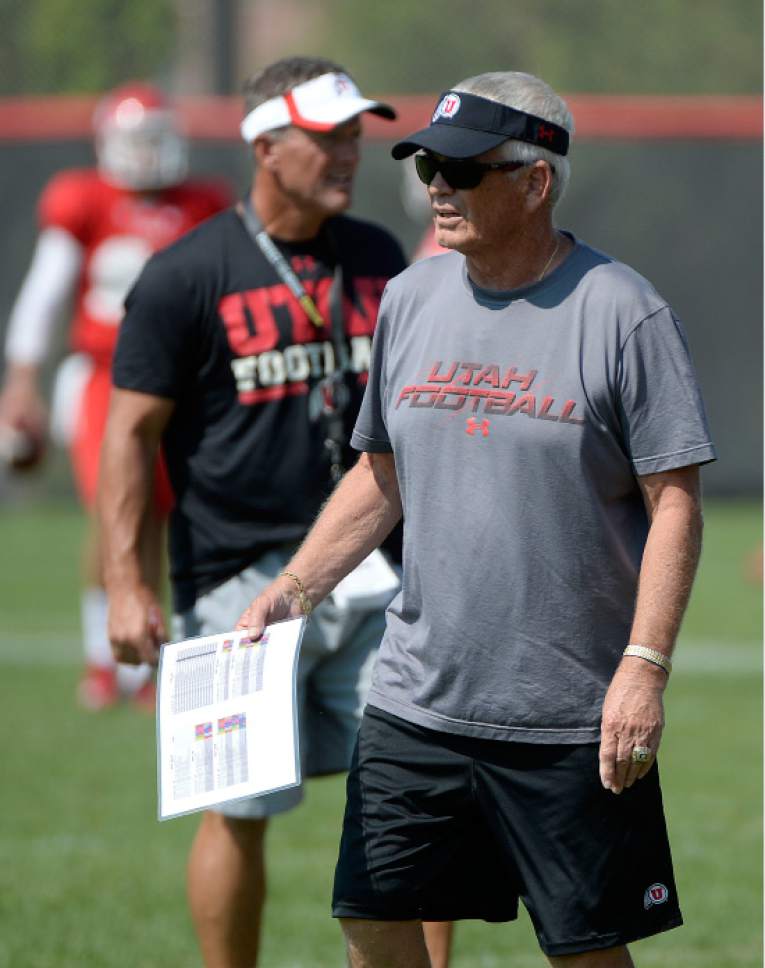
[157,618,305,820]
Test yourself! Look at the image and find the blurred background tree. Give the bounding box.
[0,0,175,94]
[321,0,762,94]
[0,0,760,96]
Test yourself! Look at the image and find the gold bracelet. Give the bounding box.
[623,644,672,676]
[280,571,313,617]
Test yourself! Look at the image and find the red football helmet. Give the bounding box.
[93,82,189,191]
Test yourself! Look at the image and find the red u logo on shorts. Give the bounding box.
[643,883,669,909]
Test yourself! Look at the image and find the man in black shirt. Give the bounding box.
[98,57,433,967]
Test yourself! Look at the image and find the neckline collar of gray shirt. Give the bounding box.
[462,230,581,309]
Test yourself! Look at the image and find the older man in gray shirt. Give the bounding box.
[238,70,715,968]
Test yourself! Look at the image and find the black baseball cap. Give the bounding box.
[392,90,570,160]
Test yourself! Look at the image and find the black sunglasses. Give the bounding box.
[414,152,528,190]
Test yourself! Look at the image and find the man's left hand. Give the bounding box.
[598,659,667,794]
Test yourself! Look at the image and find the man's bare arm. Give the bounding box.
[0,363,47,436]
[237,451,402,634]
[98,387,175,665]
[599,464,703,794]
[627,465,703,651]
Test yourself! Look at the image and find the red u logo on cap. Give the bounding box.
[433,94,462,122]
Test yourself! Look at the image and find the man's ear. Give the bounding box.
[525,160,554,212]
[254,135,278,171]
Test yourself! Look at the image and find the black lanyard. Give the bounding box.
[238,197,345,336]
[237,198,350,481]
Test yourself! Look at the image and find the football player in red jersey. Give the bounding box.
[0,83,231,710]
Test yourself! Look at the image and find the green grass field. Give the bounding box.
[0,500,761,967]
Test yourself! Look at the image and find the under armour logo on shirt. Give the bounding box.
[466,418,490,437]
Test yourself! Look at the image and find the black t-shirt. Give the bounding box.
[114,208,406,609]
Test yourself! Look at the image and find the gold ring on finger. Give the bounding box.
[631,745,652,764]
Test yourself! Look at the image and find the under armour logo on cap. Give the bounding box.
[432,93,462,122]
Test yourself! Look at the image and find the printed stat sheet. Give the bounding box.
[157,618,305,820]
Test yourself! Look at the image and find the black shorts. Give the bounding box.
[332,706,683,957]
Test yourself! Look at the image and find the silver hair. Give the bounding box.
[453,72,574,208]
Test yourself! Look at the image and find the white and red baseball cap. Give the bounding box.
[241,72,396,143]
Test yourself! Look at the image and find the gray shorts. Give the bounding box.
[172,548,387,820]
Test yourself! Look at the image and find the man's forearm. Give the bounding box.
[2,361,40,388]
[627,491,703,657]
[97,389,173,663]
[0,363,45,427]
[99,421,156,592]
[286,451,402,606]
[599,470,703,792]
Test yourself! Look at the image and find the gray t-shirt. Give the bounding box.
[351,236,716,743]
